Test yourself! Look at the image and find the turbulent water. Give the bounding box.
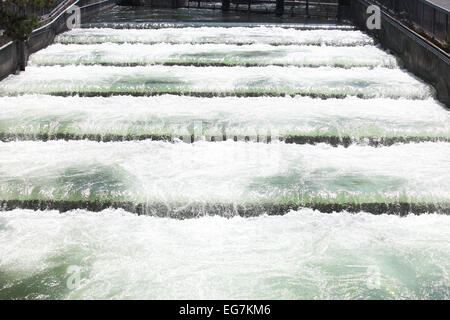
[0,141,449,211]
[1,65,431,98]
[0,7,449,299]
[1,209,449,299]
[0,96,448,142]
[30,43,398,68]
[55,27,374,46]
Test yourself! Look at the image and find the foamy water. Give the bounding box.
[0,95,448,140]
[0,209,449,299]
[29,43,398,68]
[55,27,374,46]
[0,141,449,208]
[1,11,449,300]
[0,65,433,98]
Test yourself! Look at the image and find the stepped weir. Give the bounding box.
[0,1,449,300]
[0,1,449,217]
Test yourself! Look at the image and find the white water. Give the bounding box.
[0,141,449,205]
[1,11,450,300]
[0,95,448,139]
[29,43,398,68]
[55,27,374,46]
[0,209,449,299]
[0,65,433,98]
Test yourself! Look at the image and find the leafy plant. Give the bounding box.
[0,0,57,41]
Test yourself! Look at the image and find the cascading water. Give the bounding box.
[0,7,449,299]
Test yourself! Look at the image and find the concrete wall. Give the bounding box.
[0,43,16,80]
[350,0,450,107]
[0,0,120,81]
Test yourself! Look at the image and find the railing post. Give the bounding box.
[222,0,230,11]
[275,0,284,16]
[18,41,27,72]
[421,1,424,27]
[415,0,419,24]
[306,0,309,17]
[432,7,435,36]
[447,13,449,42]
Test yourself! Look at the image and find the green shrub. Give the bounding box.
[0,0,56,41]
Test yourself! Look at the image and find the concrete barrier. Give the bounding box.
[0,42,20,78]
[350,0,450,107]
[1,199,449,217]
[0,0,120,81]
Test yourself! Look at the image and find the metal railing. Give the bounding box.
[187,0,339,17]
[0,0,67,17]
[0,0,77,41]
[374,0,449,42]
[43,0,72,18]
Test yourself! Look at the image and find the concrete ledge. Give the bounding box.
[0,0,120,81]
[1,199,449,217]
[1,132,449,147]
[351,0,450,107]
